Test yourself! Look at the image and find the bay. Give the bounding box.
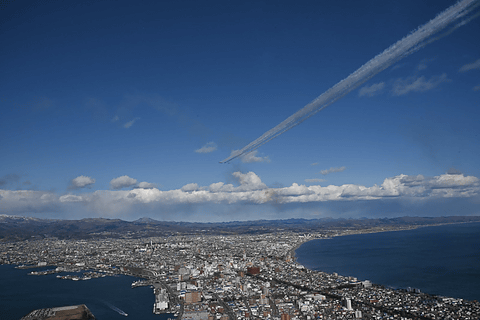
[0,264,172,320]
[2,222,480,319]
[295,222,480,301]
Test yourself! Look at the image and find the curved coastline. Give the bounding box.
[294,222,480,300]
[292,224,424,263]
[293,221,479,264]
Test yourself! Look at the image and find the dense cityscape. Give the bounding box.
[2,226,480,320]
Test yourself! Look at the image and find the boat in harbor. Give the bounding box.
[109,304,128,316]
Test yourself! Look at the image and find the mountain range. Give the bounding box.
[2,214,480,242]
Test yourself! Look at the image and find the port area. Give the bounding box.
[131,279,181,317]
[131,279,150,288]
[55,271,107,281]
[27,267,109,281]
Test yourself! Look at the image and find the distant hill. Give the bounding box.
[1,214,480,242]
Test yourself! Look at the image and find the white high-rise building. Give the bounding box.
[344,298,352,310]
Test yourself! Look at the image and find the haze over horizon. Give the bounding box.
[1,0,479,222]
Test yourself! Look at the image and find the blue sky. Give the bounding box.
[1,0,479,221]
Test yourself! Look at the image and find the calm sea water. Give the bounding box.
[295,222,480,301]
[0,265,172,320]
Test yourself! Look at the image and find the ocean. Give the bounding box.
[295,222,480,301]
[1,222,479,319]
[0,265,173,320]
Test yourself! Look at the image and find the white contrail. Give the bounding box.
[220,0,480,163]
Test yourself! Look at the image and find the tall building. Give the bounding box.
[344,298,352,310]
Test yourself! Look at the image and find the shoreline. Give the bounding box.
[292,220,480,262]
[291,220,480,301]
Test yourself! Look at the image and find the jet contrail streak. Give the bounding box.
[220,0,479,163]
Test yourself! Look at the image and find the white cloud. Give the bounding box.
[233,171,267,190]
[358,82,385,97]
[311,162,319,166]
[195,142,217,153]
[320,166,346,175]
[392,73,449,96]
[240,150,270,163]
[459,59,480,72]
[69,175,96,189]
[181,183,200,192]
[275,183,314,196]
[110,175,138,189]
[0,190,59,214]
[226,149,270,163]
[207,182,231,193]
[473,85,480,91]
[124,117,140,129]
[111,115,119,122]
[428,173,478,189]
[1,172,479,219]
[59,194,84,203]
[136,182,157,189]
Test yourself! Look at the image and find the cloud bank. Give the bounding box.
[1,171,479,221]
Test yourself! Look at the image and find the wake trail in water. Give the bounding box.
[102,300,128,316]
[220,0,480,163]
